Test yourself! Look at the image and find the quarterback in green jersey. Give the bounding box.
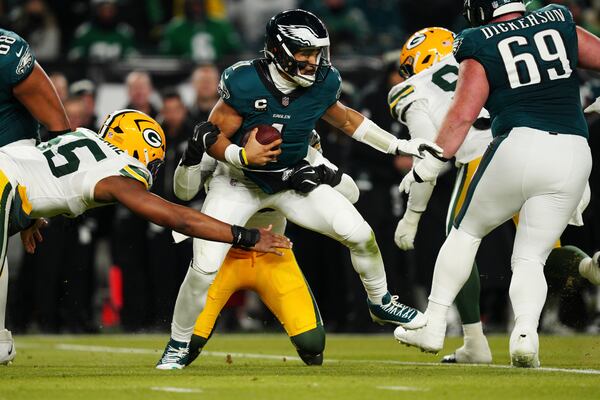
[156,9,442,369]
[395,0,600,368]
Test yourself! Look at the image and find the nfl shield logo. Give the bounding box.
[282,96,290,107]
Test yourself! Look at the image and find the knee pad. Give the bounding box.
[190,242,230,275]
[332,210,373,248]
[290,326,325,366]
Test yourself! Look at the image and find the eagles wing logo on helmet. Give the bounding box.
[278,25,329,47]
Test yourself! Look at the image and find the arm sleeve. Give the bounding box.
[173,153,218,201]
[403,98,438,212]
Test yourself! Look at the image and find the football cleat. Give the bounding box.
[155,338,190,370]
[440,340,493,364]
[510,329,540,368]
[367,293,427,329]
[0,329,16,366]
[394,313,446,354]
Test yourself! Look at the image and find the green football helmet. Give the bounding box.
[463,0,526,27]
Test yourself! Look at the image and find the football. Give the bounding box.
[241,124,282,147]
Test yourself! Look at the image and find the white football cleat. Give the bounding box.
[394,316,446,354]
[510,329,540,368]
[441,338,493,364]
[0,329,16,365]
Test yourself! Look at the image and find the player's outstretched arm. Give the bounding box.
[207,99,281,166]
[13,62,71,133]
[322,101,441,158]
[94,176,292,254]
[399,59,488,194]
[577,26,600,71]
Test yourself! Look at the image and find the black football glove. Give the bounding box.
[315,164,343,187]
[287,161,321,193]
[180,121,220,166]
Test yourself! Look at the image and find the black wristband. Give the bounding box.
[231,225,260,248]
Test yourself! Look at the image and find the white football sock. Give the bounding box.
[463,321,485,340]
[170,267,213,343]
[346,230,387,304]
[429,228,481,307]
[509,259,547,332]
[0,261,7,331]
[338,220,387,304]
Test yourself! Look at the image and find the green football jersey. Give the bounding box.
[0,29,38,146]
[454,4,587,138]
[218,58,342,193]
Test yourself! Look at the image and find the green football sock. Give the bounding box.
[290,325,325,366]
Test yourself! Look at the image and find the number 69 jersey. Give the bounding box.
[388,56,492,166]
[454,4,587,138]
[0,128,152,218]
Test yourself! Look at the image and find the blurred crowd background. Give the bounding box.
[3,0,600,336]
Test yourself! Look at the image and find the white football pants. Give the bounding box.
[170,163,388,342]
[429,127,592,331]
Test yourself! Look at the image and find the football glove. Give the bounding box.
[394,209,422,250]
[584,97,600,114]
[315,164,343,187]
[181,121,220,166]
[395,138,444,159]
[287,162,321,193]
[399,152,447,194]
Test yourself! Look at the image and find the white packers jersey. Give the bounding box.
[0,128,152,218]
[388,56,492,165]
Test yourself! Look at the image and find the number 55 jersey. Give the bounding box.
[453,4,586,138]
[0,128,152,219]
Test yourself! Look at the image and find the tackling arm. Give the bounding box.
[435,59,489,159]
[12,62,71,132]
[399,59,489,193]
[94,176,291,253]
[577,26,600,71]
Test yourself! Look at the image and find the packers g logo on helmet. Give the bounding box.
[98,109,166,177]
[399,27,455,79]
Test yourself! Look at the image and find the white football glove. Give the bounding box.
[399,152,447,194]
[585,97,600,114]
[394,209,422,250]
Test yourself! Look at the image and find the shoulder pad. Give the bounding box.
[0,31,35,87]
[453,28,480,64]
[218,60,256,102]
[325,66,342,97]
[388,81,417,121]
[119,163,152,190]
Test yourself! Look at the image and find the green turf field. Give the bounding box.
[1,334,599,400]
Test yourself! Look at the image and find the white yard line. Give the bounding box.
[150,386,203,393]
[17,342,600,375]
[376,385,429,392]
